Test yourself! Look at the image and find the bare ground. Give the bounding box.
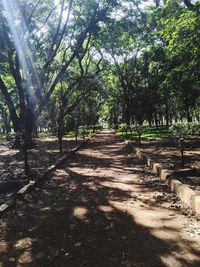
[138,138,200,170]
[136,139,200,191]
[0,137,83,182]
[0,130,200,267]
[0,137,83,204]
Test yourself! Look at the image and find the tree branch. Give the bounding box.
[0,76,20,131]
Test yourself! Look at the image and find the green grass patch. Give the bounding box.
[38,132,55,138]
[0,135,6,141]
[116,126,171,140]
[64,131,77,138]
[142,126,170,139]
[116,131,137,140]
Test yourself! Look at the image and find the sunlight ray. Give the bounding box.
[2,0,41,105]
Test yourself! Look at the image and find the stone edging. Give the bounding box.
[0,133,97,217]
[134,147,200,215]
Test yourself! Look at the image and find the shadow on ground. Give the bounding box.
[0,131,200,267]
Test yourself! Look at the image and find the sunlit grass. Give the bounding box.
[0,136,6,141]
[116,126,171,140]
[38,132,55,138]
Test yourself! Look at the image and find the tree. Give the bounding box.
[0,0,118,147]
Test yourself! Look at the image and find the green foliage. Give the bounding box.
[119,123,128,133]
[0,0,200,145]
[170,123,200,137]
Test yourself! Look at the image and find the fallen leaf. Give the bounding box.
[8,257,15,262]
[74,242,82,247]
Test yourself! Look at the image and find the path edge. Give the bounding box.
[133,146,200,215]
[0,132,98,217]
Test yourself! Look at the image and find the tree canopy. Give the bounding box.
[0,0,199,140]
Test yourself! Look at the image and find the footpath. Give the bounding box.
[0,130,200,267]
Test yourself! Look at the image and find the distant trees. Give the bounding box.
[98,0,200,127]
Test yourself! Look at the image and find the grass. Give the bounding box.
[142,126,170,139]
[116,125,171,140]
[0,136,6,141]
[64,131,77,138]
[38,132,55,138]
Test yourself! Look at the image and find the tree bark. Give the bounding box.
[165,99,169,126]
[0,76,20,132]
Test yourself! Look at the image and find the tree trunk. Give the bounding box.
[195,109,200,122]
[58,135,63,154]
[125,103,131,125]
[57,109,65,154]
[0,76,20,133]
[186,106,192,123]
[165,99,169,126]
[2,111,11,135]
[23,129,30,176]
[155,0,160,7]
[154,111,158,128]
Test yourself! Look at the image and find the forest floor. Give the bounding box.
[140,138,200,170]
[0,137,84,204]
[0,136,83,182]
[1,130,200,267]
[134,138,200,191]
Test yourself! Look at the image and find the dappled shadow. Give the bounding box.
[0,137,84,204]
[133,137,200,170]
[1,130,200,266]
[35,138,82,152]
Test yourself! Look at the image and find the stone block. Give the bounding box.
[160,169,173,181]
[168,179,182,193]
[191,194,200,214]
[17,181,36,199]
[153,163,162,176]
[147,158,154,168]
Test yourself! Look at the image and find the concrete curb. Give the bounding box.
[134,147,200,215]
[0,199,16,216]
[17,181,36,200]
[0,133,98,217]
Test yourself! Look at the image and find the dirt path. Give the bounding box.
[1,130,200,267]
